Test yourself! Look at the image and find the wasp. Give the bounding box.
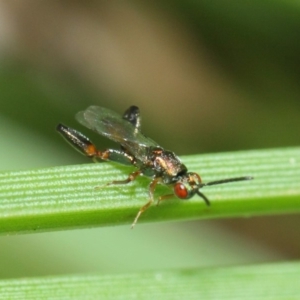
[57,106,252,228]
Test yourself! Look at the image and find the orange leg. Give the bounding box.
[95,170,141,190]
[156,193,174,206]
[106,170,141,186]
[131,177,161,228]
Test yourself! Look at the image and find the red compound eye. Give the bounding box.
[174,183,188,199]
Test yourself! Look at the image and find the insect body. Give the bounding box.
[57,106,252,228]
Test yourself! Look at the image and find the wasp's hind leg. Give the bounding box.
[57,123,141,185]
[56,123,135,164]
[57,124,100,159]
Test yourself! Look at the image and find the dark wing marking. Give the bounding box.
[75,106,159,160]
[122,105,141,130]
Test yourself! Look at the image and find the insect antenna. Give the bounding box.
[196,190,210,206]
[196,176,253,206]
[199,176,253,188]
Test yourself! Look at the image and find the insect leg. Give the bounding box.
[105,170,141,186]
[57,124,99,158]
[131,177,161,228]
[57,123,135,165]
[156,194,174,206]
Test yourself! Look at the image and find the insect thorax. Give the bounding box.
[141,147,187,184]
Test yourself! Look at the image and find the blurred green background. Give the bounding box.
[0,1,299,279]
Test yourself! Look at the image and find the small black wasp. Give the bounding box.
[57,106,252,227]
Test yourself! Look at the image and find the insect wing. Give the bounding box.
[75,106,159,159]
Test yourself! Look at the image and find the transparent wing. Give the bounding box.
[75,106,159,160]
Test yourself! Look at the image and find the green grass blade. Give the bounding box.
[0,261,299,299]
[0,147,299,234]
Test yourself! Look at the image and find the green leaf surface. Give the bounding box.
[0,261,299,299]
[0,147,299,234]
